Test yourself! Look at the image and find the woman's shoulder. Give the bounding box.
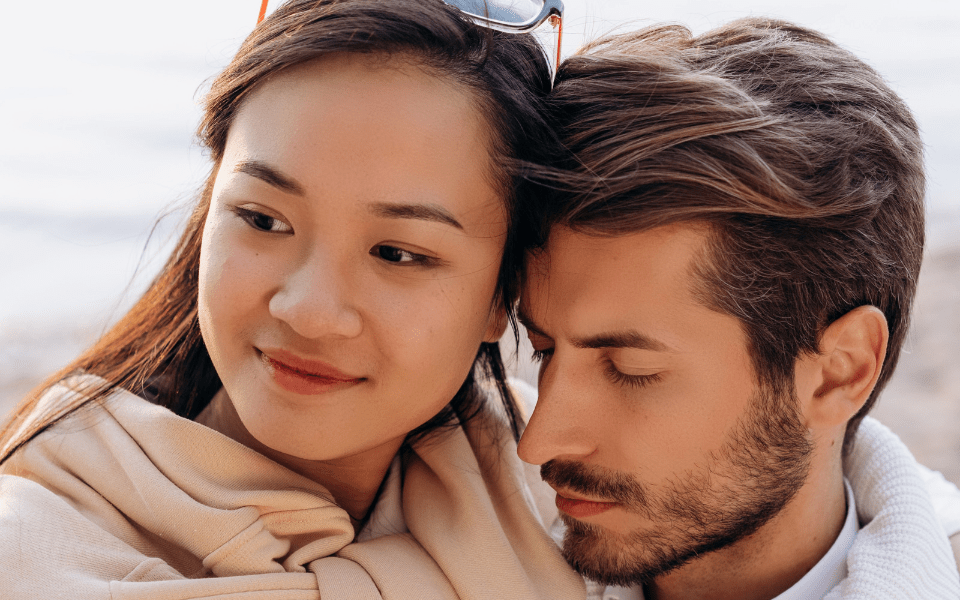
[0,379,357,597]
[2,374,109,455]
[0,381,198,590]
[1,373,211,512]
[20,373,195,436]
[0,472,162,593]
[0,472,336,598]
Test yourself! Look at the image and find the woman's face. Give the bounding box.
[198,55,507,464]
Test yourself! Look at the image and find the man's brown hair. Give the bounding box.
[535,19,925,450]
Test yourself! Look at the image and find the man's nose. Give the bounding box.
[268,252,363,340]
[517,350,598,466]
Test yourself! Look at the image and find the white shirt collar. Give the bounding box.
[771,478,858,600]
[594,479,858,600]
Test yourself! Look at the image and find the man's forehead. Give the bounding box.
[527,223,710,279]
[521,223,713,333]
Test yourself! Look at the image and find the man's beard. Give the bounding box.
[541,382,813,588]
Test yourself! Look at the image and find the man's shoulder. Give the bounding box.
[845,417,960,535]
[838,417,960,597]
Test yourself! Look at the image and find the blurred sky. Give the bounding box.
[1,0,958,347]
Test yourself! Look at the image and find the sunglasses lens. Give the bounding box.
[451,0,545,24]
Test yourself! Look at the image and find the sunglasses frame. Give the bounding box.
[446,0,563,80]
[256,0,562,81]
[445,0,562,32]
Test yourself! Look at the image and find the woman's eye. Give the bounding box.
[372,245,430,265]
[233,207,292,234]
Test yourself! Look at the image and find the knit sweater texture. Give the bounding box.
[0,375,585,600]
[823,417,960,599]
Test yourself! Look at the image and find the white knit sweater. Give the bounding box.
[824,417,960,599]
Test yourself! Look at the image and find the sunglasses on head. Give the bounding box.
[256,0,563,83]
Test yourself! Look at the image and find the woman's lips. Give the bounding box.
[258,348,363,395]
[555,492,619,519]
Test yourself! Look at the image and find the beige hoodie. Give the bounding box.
[0,375,586,600]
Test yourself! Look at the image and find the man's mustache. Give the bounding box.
[540,459,651,512]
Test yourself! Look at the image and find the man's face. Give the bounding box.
[518,223,812,586]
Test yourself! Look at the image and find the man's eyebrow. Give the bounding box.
[572,331,669,352]
[370,202,463,230]
[234,160,305,196]
[518,308,669,352]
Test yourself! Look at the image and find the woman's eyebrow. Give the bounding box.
[234,160,305,196]
[369,202,464,230]
[230,162,463,231]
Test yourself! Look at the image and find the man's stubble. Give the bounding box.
[541,382,814,587]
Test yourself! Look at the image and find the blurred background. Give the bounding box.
[1,0,958,483]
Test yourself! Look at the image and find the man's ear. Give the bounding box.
[800,305,888,429]
[483,301,509,343]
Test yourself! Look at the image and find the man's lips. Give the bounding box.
[554,491,619,519]
[258,348,364,395]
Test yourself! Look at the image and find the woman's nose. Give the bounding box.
[268,256,363,340]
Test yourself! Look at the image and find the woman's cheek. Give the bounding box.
[198,220,231,338]
[200,226,273,345]
[367,280,439,353]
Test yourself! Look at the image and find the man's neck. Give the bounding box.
[646,467,847,600]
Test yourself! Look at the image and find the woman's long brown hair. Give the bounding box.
[0,0,558,461]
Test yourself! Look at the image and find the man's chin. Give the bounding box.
[558,509,767,588]
[559,513,688,588]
